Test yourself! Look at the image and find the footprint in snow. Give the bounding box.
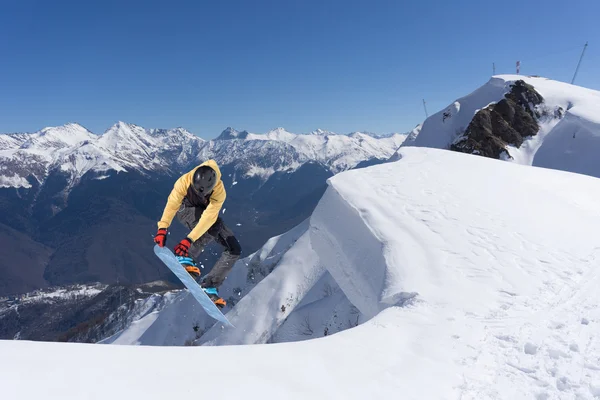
[507,362,536,374]
[548,348,571,360]
[584,363,600,371]
[556,376,572,392]
[524,342,538,355]
[589,383,600,397]
[549,321,566,330]
[535,391,549,400]
[495,334,517,343]
[570,343,580,352]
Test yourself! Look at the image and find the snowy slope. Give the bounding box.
[1,309,468,400]
[80,147,600,399]
[313,148,600,400]
[406,75,600,178]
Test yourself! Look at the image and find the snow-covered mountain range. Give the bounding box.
[0,122,202,189]
[0,122,406,191]
[207,127,406,177]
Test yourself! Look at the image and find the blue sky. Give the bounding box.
[1,0,598,139]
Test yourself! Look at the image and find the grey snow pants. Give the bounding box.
[175,205,241,288]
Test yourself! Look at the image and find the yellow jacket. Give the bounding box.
[157,159,226,242]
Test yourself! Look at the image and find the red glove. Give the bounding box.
[154,228,168,247]
[174,237,192,257]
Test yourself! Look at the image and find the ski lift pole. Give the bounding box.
[571,42,588,84]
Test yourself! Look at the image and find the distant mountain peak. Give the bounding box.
[268,127,292,135]
[263,127,295,141]
[216,127,249,140]
[114,121,135,130]
[349,131,396,139]
[38,122,93,135]
[149,127,199,139]
[103,121,147,138]
[170,127,192,134]
[309,129,336,136]
[63,122,87,130]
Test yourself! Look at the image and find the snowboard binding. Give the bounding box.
[202,287,226,309]
[176,256,201,280]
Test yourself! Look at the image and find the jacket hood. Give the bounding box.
[197,159,222,182]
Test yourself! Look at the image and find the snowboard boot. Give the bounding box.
[202,287,226,309]
[176,256,201,280]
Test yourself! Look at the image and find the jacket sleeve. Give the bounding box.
[187,180,226,242]
[157,173,190,230]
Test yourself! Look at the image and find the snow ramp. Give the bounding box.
[202,146,600,347]
[314,146,600,317]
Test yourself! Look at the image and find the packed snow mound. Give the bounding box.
[406,75,600,177]
[6,147,600,399]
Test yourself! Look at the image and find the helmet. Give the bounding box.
[192,165,217,196]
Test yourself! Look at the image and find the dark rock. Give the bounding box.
[451,80,544,158]
[505,80,544,118]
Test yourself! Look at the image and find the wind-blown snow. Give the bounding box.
[38,147,596,399]
[406,75,600,178]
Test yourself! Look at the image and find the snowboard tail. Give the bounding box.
[153,245,234,328]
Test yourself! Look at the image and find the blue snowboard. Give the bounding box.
[154,245,234,328]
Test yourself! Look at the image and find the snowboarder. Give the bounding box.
[153,160,241,308]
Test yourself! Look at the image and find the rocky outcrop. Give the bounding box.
[451,80,544,158]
